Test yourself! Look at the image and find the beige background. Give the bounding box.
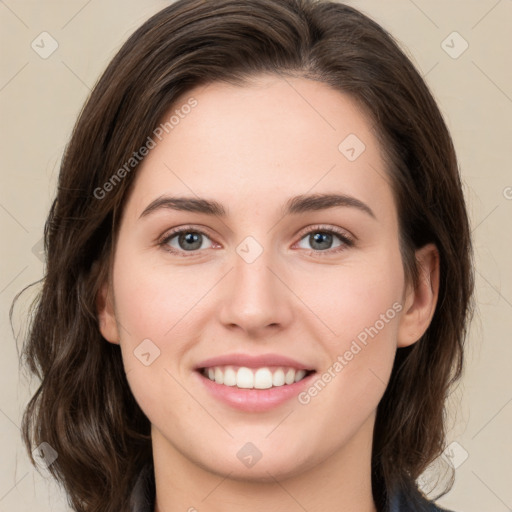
[1,1,511,511]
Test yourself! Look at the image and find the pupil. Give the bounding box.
[180,232,201,251]
[311,232,332,250]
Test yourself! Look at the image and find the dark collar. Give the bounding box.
[129,463,453,512]
[129,463,155,512]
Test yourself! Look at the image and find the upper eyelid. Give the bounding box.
[158,224,215,244]
[295,224,354,241]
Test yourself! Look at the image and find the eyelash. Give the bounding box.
[158,224,355,258]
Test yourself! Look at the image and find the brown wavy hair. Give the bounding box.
[12,1,474,511]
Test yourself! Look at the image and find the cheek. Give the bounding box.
[301,249,404,344]
[111,251,200,421]
[110,246,203,406]
[112,248,206,343]
[297,249,404,405]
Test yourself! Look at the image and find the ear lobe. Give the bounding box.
[397,243,440,348]
[96,280,120,345]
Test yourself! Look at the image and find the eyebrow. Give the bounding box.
[139,193,376,220]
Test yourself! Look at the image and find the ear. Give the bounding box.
[96,279,120,345]
[397,243,440,348]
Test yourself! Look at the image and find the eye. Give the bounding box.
[158,224,355,257]
[295,225,354,255]
[159,227,214,256]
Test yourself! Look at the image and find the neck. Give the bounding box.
[152,414,378,512]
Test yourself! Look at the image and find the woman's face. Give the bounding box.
[99,75,427,481]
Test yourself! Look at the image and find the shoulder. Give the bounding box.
[421,501,454,512]
[129,466,458,512]
[388,484,455,512]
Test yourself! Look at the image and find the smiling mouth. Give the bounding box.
[198,365,316,390]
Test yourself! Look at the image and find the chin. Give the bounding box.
[194,443,321,483]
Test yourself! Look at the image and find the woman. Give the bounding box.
[16,1,474,511]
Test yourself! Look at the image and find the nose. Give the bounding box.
[217,244,294,337]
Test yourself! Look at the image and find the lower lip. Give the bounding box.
[194,370,316,412]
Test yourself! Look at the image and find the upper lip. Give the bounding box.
[195,353,315,371]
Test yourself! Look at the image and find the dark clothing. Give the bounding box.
[387,483,453,512]
[129,463,453,512]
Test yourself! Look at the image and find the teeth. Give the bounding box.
[214,367,224,385]
[295,369,307,382]
[272,368,285,386]
[223,366,237,386]
[201,366,310,389]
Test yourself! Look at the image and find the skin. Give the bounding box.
[97,74,439,512]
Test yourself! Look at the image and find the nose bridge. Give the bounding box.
[217,236,292,333]
[235,243,276,298]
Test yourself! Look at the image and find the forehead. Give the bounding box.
[122,75,395,225]
[164,75,377,166]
